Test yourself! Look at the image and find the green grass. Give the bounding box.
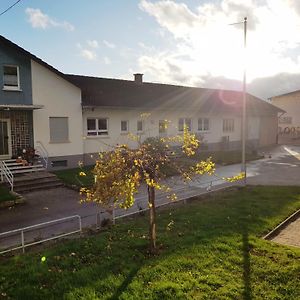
[162,151,263,176]
[1,186,300,299]
[0,185,16,203]
[194,150,264,165]
[54,165,94,187]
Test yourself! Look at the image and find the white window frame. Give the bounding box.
[87,118,109,136]
[198,118,210,132]
[121,120,129,133]
[137,120,144,133]
[3,65,20,91]
[178,118,192,132]
[223,119,234,133]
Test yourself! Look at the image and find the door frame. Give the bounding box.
[0,118,12,160]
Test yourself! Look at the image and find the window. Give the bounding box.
[223,119,234,132]
[137,120,143,132]
[121,120,129,132]
[3,65,20,90]
[178,118,191,131]
[87,118,108,136]
[51,160,68,167]
[279,116,292,124]
[49,117,69,143]
[159,120,168,134]
[198,118,209,131]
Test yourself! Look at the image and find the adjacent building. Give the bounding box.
[270,91,300,144]
[0,35,283,170]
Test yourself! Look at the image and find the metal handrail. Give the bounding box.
[35,141,49,169]
[0,215,82,254]
[0,160,14,191]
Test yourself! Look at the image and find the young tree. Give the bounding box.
[80,125,242,253]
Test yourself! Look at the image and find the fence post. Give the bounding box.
[78,216,82,234]
[21,231,25,253]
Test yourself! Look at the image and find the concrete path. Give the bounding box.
[272,217,300,248]
[1,144,300,251]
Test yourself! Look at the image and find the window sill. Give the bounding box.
[49,140,71,144]
[120,132,129,135]
[3,87,22,92]
[86,135,110,139]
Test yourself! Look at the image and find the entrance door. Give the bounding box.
[0,119,11,159]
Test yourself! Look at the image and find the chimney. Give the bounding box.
[134,73,143,84]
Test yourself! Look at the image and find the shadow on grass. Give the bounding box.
[242,225,252,300]
[109,265,141,300]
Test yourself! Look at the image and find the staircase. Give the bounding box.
[1,159,63,193]
[13,172,63,193]
[3,159,45,175]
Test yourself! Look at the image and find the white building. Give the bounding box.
[0,35,283,170]
[270,91,300,144]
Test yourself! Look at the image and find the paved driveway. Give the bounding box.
[1,144,299,250]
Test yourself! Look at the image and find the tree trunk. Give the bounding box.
[148,185,156,254]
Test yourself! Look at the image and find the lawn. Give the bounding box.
[0,184,16,203]
[1,186,300,299]
[54,165,94,187]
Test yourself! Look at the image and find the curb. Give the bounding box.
[263,208,300,240]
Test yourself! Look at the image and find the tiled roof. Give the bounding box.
[67,74,284,116]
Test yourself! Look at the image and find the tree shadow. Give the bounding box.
[242,225,252,300]
[109,265,141,300]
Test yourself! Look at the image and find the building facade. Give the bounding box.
[270,91,300,144]
[0,35,283,170]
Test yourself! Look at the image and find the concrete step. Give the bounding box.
[13,177,61,189]
[3,162,23,167]
[11,172,64,193]
[13,172,57,182]
[10,165,45,175]
[1,159,46,175]
[14,182,64,194]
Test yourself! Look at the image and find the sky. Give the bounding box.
[1,0,300,99]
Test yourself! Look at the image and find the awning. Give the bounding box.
[0,104,44,110]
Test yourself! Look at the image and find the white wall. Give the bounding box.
[31,60,84,157]
[272,93,300,129]
[82,107,259,154]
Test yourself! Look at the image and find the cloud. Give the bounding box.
[80,49,97,61]
[103,40,116,49]
[26,8,74,31]
[248,72,300,99]
[138,0,300,98]
[103,57,111,65]
[87,40,99,48]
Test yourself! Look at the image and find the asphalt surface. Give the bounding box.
[1,144,299,251]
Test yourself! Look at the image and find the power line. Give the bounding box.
[0,0,23,17]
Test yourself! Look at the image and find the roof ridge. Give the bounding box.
[66,73,248,94]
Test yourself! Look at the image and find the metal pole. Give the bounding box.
[241,17,247,185]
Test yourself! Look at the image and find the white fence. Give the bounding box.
[0,215,82,254]
[0,178,238,255]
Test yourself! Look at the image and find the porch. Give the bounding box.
[0,107,38,160]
